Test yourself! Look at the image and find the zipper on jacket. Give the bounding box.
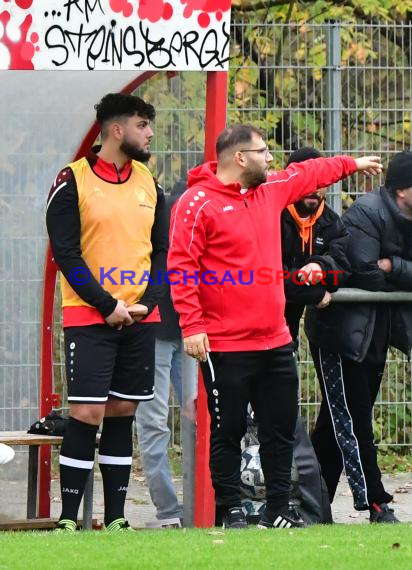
[114,163,121,183]
[243,198,249,208]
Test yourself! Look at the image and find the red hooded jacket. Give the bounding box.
[168,156,357,352]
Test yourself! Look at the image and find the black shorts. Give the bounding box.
[64,323,155,404]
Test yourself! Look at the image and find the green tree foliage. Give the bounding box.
[232,0,412,22]
[230,2,412,173]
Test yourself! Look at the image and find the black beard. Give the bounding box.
[295,198,322,216]
[120,141,151,163]
[241,170,267,188]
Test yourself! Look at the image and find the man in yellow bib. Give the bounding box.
[46,93,167,532]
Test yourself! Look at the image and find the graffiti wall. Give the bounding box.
[0,0,231,70]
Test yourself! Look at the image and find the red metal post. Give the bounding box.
[38,248,57,517]
[193,71,228,528]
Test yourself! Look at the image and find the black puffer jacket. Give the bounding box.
[281,204,351,342]
[305,187,412,361]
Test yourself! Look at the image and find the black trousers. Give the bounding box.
[200,343,298,512]
[310,311,393,510]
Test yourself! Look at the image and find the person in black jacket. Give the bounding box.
[281,147,351,345]
[305,150,412,523]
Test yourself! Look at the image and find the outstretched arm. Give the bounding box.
[263,155,382,209]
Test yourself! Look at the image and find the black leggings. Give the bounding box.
[310,342,392,510]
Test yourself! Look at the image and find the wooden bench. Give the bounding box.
[0,431,95,530]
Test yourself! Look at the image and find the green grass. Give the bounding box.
[0,525,411,570]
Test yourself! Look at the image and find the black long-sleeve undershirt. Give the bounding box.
[46,166,167,319]
[138,182,168,314]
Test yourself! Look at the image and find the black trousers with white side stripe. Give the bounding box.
[200,343,298,512]
[310,331,393,510]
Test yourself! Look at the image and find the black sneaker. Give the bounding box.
[369,502,400,524]
[221,506,248,529]
[257,506,307,529]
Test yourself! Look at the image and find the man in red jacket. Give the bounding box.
[168,124,381,529]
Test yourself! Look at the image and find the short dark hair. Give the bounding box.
[94,93,156,127]
[286,146,322,166]
[216,124,263,157]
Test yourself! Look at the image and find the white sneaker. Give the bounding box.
[0,443,15,465]
[145,517,182,529]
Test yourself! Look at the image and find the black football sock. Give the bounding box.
[98,415,134,526]
[59,417,98,522]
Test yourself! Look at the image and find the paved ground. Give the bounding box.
[1,455,411,526]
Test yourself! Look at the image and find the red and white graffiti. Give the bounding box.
[0,0,39,69]
[0,0,231,71]
[181,0,231,28]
